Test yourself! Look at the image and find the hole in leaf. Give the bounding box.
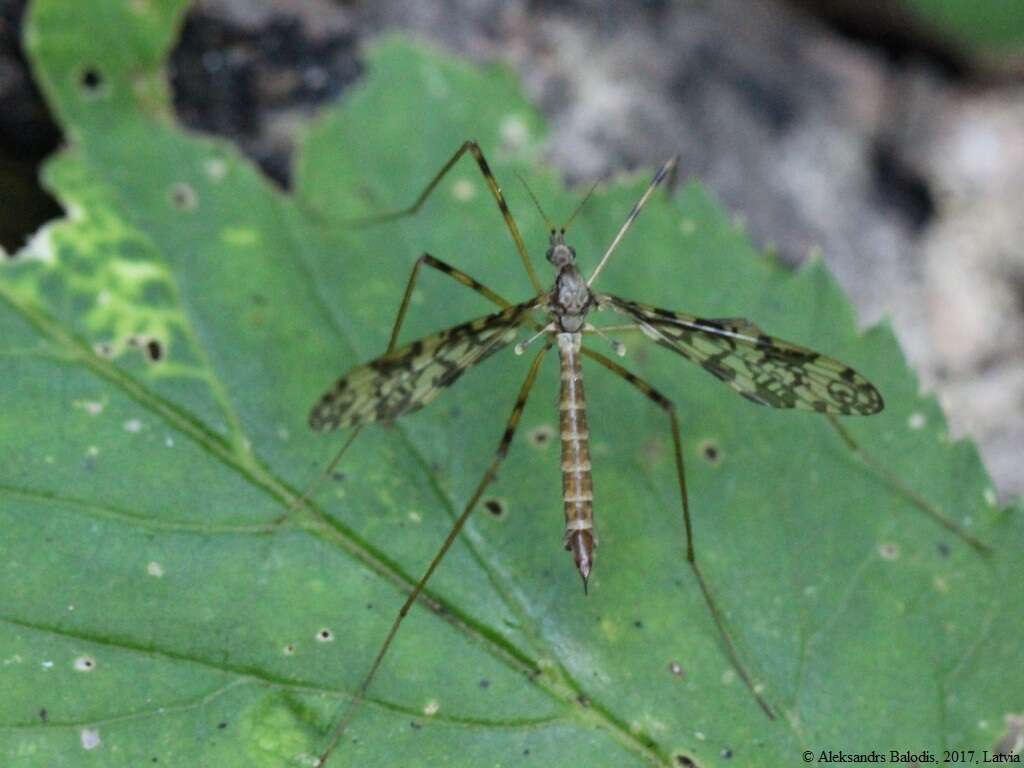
[699,439,721,464]
[74,655,96,672]
[721,747,733,759]
[529,424,554,448]
[128,335,165,363]
[483,497,506,518]
[144,339,164,362]
[675,755,700,768]
[316,628,333,642]
[668,660,684,677]
[169,182,198,210]
[79,67,104,94]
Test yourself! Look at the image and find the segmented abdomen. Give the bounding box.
[557,333,596,587]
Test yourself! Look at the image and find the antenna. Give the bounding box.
[588,155,678,286]
[514,172,555,231]
[564,180,599,232]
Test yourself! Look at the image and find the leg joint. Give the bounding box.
[420,252,452,274]
[649,390,674,412]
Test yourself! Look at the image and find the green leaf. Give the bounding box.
[905,0,1024,55]
[2,2,1021,766]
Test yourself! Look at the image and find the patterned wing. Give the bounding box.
[603,295,883,415]
[309,301,537,431]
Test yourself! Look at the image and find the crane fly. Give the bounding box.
[305,141,883,766]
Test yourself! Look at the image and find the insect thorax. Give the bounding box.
[551,265,592,333]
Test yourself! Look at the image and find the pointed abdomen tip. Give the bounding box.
[566,529,595,592]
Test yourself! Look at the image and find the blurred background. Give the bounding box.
[2,0,1022,498]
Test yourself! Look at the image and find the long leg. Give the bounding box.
[292,253,515,513]
[826,415,991,554]
[587,156,678,287]
[387,252,516,349]
[588,326,991,554]
[316,342,552,767]
[582,346,776,719]
[352,140,544,293]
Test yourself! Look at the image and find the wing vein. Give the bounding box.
[599,294,883,415]
[309,300,539,430]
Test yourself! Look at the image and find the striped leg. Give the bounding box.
[387,252,516,349]
[585,325,990,553]
[292,254,514,513]
[352,140,544,293]
[315,342,552,767]
[582,346,776,720]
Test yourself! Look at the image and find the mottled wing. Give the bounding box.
[309,301,537,431]
[603,295,883,415]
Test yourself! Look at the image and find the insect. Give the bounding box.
[306,141,884,766]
